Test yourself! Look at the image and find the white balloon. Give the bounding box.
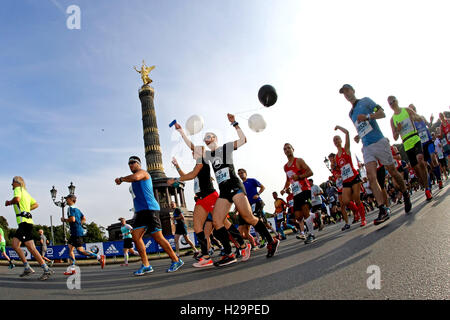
[248,113,266,133]
[185,115,204,135]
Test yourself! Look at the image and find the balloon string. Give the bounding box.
[234,107,263,115]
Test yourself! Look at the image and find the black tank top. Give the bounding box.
[205,142,242,190]
[195,158,216,199]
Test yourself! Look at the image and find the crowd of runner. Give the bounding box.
[2,84,449,279]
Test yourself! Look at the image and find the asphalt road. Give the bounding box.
[1,182,449,300]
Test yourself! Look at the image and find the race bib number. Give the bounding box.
[336,178,343,190]
[194,178,200,194]
[288,200,294,208]
[437,150,444,159]
[329,196,335,203]
[251,203,256,212]
[341,164,354,181]
[355,120,373,138]
[215,168,230,184]
[277,213,284,220]
[418,130,429,144]
[442,138,448,147]
[399,118,414,137]
[291,181,301,196]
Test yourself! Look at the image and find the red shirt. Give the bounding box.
[390,146,402,169]
[335,149,359,183]
[330,167,343,193]
[284,158,311,195]
[286,193,294,209]
[441,119,450,143]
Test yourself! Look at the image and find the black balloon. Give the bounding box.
[258,84,277,107]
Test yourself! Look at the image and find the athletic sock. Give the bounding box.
[24,262,30,269]
[358,202,366,221]
[214,227,232,255]
[226,224,245,247]
[41,263,49,272]
[254,220,274,244]
[124,253,129,264]
[305,214,315,236]
[196,231,209,255]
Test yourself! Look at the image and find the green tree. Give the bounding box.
[0,216,11,246]
[84,222,108,243]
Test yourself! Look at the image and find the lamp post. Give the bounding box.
[50,182,76,245]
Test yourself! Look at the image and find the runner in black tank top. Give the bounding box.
[174,114,279,266]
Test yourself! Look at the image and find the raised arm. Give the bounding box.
[228,114,247,150]
[335,125,351,153]
[174,123,195,151]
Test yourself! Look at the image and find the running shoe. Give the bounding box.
[193,257,214,268]
[8,262,15,269]
[304,234,316,245]
[403,192,412,213]
[64,268,76,276]
[266,238,280,258]
[258,240,267,249]
[240,243,252,262]
[49,260,54,267]
[296,233,306,240]
[341,224,350,231]
[134,264,154,276]
[193,251,201,260]
[374,207,390,225]
[167,259,184,273]
[39,270,52,281]
[99,255,106,269]
[214,254,237,267]
[360,220,367,227]
[20,267,35,277]
[425,189,433,202]
[208,248,214,257]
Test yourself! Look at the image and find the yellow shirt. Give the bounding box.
[13,187,35,225]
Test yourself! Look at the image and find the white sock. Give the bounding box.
[306,214,315,236]
[124,253,128,264]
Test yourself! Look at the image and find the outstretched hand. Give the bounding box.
[227,113,236,123]
[174,123,182,130]
[172,157,179,167]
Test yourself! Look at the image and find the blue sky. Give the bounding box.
[1,0,449,229]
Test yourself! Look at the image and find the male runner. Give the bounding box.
[280,143,316,244]
[62,194,105,275]
[432,133,449,180]
[340,84,411,224]
[171,202,199,257]
[115,156,184,275]
[408,105,443,189]
[118,217,139,267]
[272,192,288,240]
[388,96,432,201]
[5,176,53,280]
[38,229,54,266]
[308,179,324,231]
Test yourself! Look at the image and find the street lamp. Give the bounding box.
[50,182,76,245]
[324,157,331,171]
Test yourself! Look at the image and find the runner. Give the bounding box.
[280,143,316,244]
[170,201,199,257]
[62,194,105,275]
[4,176,53,280]
[333,126,367,227]
[272,192,288,240]
[118,217,139,267]
[432,132,449,181]
[388,96,432,201]
[285,187,301,234]
[308,179,324,231]
[0,226,15,269]
[38,229,54,267]
[324,180,339,225]
[115,156,184,275]
[169,128,252,267]
[175,114,279,264]
[438,112,450,160]
[340,84,411,225]
[327,153,359,228]
[408,104,443,190]
[237,169,271,246]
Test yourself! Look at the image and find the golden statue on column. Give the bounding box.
[134,60,155,86]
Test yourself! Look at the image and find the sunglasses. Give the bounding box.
[204,135,214,141]
[128,161,138,165]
